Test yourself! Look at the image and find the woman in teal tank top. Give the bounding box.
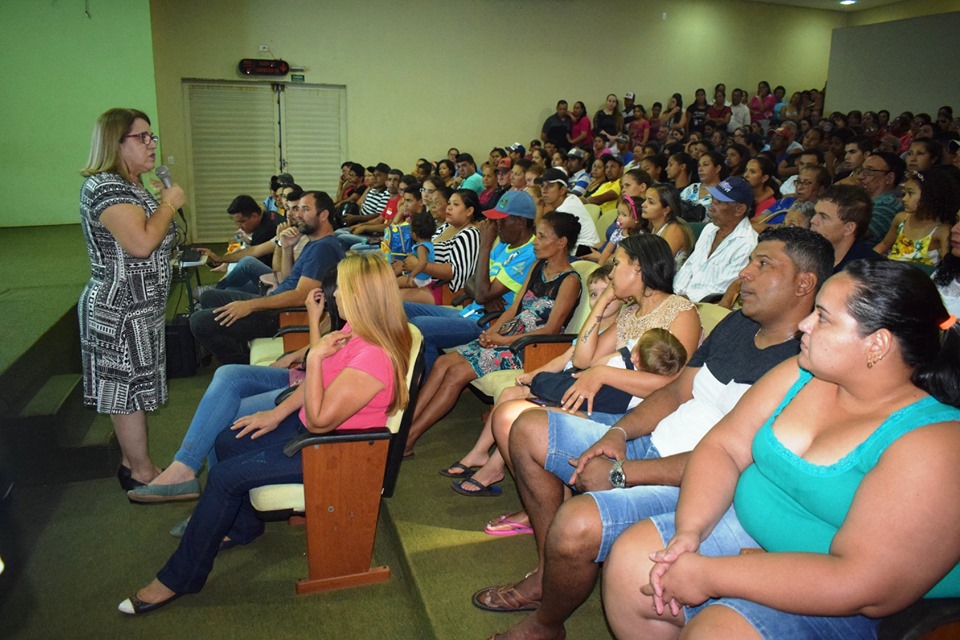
[602,260,960,640]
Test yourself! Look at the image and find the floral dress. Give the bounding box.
[456,260,580,377]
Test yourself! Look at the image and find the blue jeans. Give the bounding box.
[334,229,380,253]
[157,415,306,594]
[215,256,273,294]
[190,289,280,364]
[648,508,880,639]
[403,302,485,377]
[173,364,292,472]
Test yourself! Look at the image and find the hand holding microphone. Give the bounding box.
[155,165,186,216]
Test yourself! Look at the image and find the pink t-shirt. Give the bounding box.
[571,115,592,149]
[297,325,396,431]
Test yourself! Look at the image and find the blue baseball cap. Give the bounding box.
[706,176,753,206]
[483,190,536,220]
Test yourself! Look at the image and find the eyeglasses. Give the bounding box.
[859,167,890,177]
[795,179,814,187]
[420,187,436,194]
[125,132,158,145]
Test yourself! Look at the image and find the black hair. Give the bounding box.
[817,184,873,240]
[913,165,960,225]
[409,210,437,242]
[286,188,304,202]
[302,190,341,229]
[227,195,260,216]
[844,260,960,407]
[514,158,533,172]
[800,147,825,164]
[348,162,365,177]
[757,226,834,291]
[618,234,676,295]
[750,155,782,197]
[541,211,581,251]
[434,186,454,206]
[870,150,906,185]
[671,92,683,110]
[725,143,750,176]
[671,152,698,181]
[437,159,456,176]
[623,168,654,188]
[416,162,433,176]
[910,139,944,165]
[402,185,423,200]
[456,153,476,167]
[700,150,728,179]
[388,168,404,178]
[453,188,483,222]
[642,154,668,180]
[847,136,873,154]
[321,266,344,332]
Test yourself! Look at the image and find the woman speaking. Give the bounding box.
[79,108,185,492]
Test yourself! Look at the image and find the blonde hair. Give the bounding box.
[587,263,613,287]
[633,328,687,377]
[336,254,412,414]
[81,108,151,183]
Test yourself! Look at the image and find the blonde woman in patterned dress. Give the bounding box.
[79,108,185,491]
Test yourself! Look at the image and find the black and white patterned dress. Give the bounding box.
[78,172,176,414]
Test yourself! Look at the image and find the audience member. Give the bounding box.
[189,191,344,364]
[567,101,592,150]
[642,183,694,268]
[809,183,884,273]
[403,211,583,458]
[745,156,781,217]
[475,227,830,638]
[584,155,623,215]
[565,148,591,197]
[536,168,601,254]
[593,94,624,142]
[858,150,906,243]
[541,100,572,150]
[197,196,279,289]
[455,153,483,193]
[673,176,759,302]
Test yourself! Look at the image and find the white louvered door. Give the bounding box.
[183,81,345,243]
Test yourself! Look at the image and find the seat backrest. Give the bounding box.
[382,323,426,497]
[595,208,618,241]
[696,302,731,341]
[583,203,602,224]
[564,261,600,334]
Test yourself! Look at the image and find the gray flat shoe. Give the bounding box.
[127,479,201,504]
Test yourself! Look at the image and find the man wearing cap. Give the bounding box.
[613,134,633,164]
[622,92,637,126]
[507,143,526,163]
[541,101,572,151]
[455,153,484,194]
[493,158,513,203]
[566,148,591,198]
[537,168,601,255]
[350,162,391,225]
[404,190,537,376]
[584,155,623,216]
[673,176,758,302]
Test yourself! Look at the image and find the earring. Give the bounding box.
[867,352,883,369]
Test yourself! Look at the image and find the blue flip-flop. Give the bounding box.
[451,477,502,497]
[439,462,475,478]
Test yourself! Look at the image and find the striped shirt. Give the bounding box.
[361,187,390,217]
[432,224,481,291]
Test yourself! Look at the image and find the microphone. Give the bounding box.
[155,165,187,223]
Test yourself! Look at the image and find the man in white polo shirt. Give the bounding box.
[536,167,602,256]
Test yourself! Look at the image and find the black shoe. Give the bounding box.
[118,592,183,615]
[117,466,146,492]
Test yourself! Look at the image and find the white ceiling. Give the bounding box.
[744,0,907,11]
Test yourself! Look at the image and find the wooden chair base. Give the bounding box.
[295,565,391,595]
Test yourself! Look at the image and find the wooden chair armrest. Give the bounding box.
[283,427,391,457]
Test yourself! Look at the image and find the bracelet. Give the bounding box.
[608,425,628,439]
[157,202,175,216]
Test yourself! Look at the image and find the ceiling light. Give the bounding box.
[840,0,857,5]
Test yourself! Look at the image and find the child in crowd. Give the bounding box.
[874,167,956,266]
[598,194,642,265]
[527,327,687,415]
[398,211,437,289]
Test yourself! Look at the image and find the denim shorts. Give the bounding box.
[649,508,880,639]
[546,410,677,562]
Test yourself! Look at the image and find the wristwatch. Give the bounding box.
[609,459,626,489]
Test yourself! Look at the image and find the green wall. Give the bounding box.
[0,0,157,227]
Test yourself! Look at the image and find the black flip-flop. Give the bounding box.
[451,477,502,497]
[439,462,475,478]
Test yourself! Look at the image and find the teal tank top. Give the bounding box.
[734,369,960,598]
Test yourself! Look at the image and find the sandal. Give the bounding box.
[484,513,532,536]
[439,462,475,478]
[472,583,541,612]
[452,477,502,497]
